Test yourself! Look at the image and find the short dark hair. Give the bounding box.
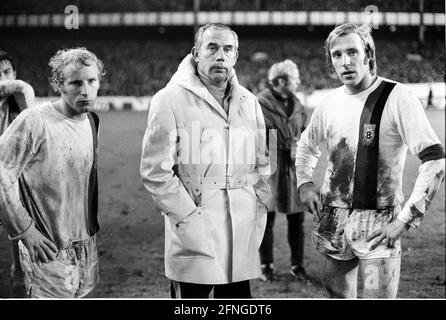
[324,23,377,77]
[0,49,15,72]
[194,23,239,51]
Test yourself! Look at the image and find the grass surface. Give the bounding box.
[0,109,444,299]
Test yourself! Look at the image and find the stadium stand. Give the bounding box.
[1,36,443,97]
[1,0,443,99]
[0,0,444,13]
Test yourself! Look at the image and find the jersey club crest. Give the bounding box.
[362,123,376,146]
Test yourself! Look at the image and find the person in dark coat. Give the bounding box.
[256,59,308,282]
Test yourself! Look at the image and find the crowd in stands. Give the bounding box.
[1,0,444,14]
[2,36,443,97]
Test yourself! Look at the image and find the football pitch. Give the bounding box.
[0,109,444,298]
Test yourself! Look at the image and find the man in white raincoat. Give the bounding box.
[140,23,272,298]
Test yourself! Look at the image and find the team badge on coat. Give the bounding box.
[362,123,376,146]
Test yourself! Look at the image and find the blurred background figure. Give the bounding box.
[257,59,309,282]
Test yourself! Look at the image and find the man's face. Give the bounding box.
[0,60,16,81]
[60,63,100,117]
[284,69,300,95]
[329,33,371,91]
[193,29,238,83]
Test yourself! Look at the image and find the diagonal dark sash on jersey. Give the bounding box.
[17,111,100,244]
[352,80,396,209]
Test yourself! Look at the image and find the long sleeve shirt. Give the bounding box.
[295,77,445,228]
[0,103,93,248]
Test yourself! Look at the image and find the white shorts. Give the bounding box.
[312,206,402,261]
[18,235,99,298]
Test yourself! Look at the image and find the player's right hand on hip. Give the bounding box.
[298,182,323,219]
[22,224,58,263]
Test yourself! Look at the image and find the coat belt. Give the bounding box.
[181,172,259,196]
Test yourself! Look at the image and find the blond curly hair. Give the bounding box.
[49,47,105,93]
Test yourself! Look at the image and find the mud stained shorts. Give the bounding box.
[18,235,99,298]
[312,206,402,261]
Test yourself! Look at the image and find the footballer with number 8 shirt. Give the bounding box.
[295,23,445,298]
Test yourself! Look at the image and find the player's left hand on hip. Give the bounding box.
[366,219,409,250]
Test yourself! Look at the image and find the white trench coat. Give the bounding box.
[140,54,272,284]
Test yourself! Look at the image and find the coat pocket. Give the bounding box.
[169,207,212,258]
